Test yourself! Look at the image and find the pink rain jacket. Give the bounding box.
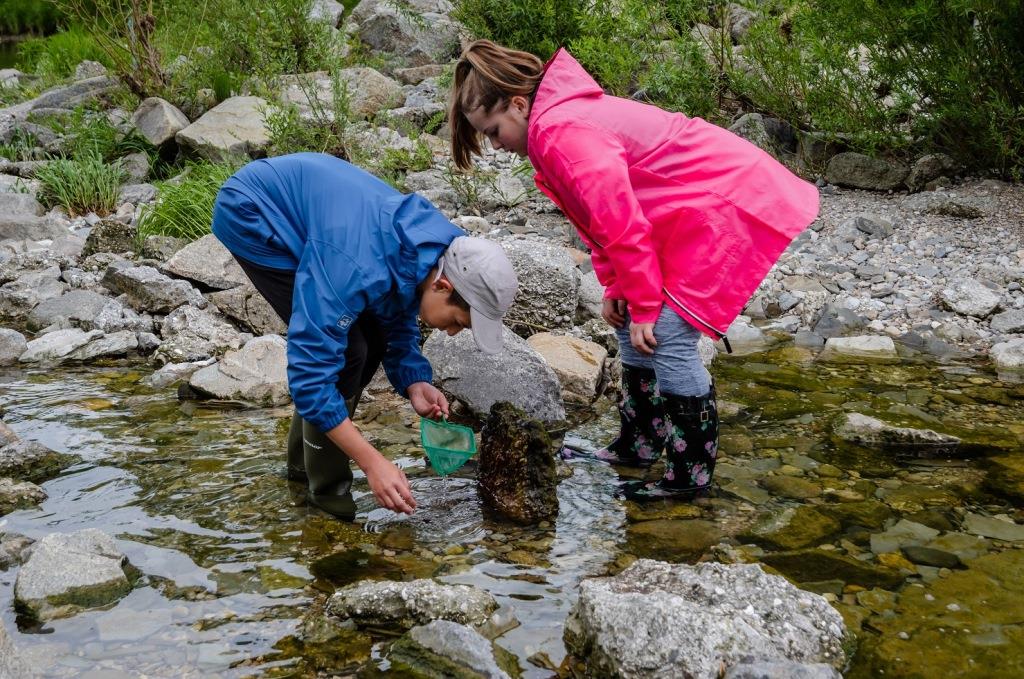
[528,49,820,339]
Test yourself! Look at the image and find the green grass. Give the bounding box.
[16,26,111,80]
[0,0,64,34]
[35,153,126,216]
[137,163,239,242]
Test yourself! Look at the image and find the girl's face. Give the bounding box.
[464,95,530,157]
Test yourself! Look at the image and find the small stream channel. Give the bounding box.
[0,344,1022,677]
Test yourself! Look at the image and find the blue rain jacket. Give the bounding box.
[211,153,463,432]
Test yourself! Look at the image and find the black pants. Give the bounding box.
[232,254,385,401]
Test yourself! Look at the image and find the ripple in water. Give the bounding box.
[359,476,486,544]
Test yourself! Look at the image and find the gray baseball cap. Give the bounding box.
[440,236,518,354]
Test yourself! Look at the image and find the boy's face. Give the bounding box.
[420,277,472,336]
[465,95,530,157]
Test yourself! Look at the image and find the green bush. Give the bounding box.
[0,128,45,162]
[35,153,126,216]
[264,72,352,159]
[0,0,65,34]
[451,0,586,59]
[52,107,153,162]
[137,163,239,242]
[16,26,111,79]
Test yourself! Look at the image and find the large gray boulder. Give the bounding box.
[327,578,498,630]
[23,76,118,112]
[309,0,346,26]
[0,328,27,365]
[0,215,68,243]
[990,310,1024,334]
[14,529,132,622]
[26,289,111,332]
[207,283,287,335]
[390,620,512,679]
[142,358,216,389]
[940,278,1001,318]
[130,97,190,148]
[353,0,462,68]
[65,330,138,362]
[19,328,103,363]
[0,193,44,220]
[101,265,206,313]
[91,296,154,334]
[174,96,272,162]
[279,68,405,121]
[156,304,245,363]
[423,327,566,423]
[826,152,908,191]
[0,266,68,318]
[564,560,846,679]
[725,661,842,679]
[187,335,289,406]
[833,413,960,455]
[502,238,581,332]
[161,233,248,290]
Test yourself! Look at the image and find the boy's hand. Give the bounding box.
[365,457,416,514]
[408,381,449,419]
[602,298,627,328]
[630,321,658,355]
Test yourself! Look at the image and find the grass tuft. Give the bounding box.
[34,153,126,216]
[137,163,239,242]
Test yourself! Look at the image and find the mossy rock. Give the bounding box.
[760,549,905,589]
[981,454,1024,503]
[625,519,722,562]
[761,474,823,500]
[741,506,840,550]
[819,501,893,530]
[847,550,1024,678]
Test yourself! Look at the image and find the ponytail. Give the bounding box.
[449,40,544,170]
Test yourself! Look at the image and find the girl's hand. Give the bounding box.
[407,381,449,419]
[630,321,658,355]
[602,298,627,328]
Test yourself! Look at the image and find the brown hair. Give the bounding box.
[449,39,545,170]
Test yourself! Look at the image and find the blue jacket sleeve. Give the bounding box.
[377,305,433,395]
[287,242,368,433]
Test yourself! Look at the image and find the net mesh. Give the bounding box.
[420,418,476,476]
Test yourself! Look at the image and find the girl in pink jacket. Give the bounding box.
[449,40,820,500]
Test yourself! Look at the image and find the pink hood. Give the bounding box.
[528,49,820,337]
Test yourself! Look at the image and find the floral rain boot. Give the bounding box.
[564,364,669,467]
[622,384,719,501]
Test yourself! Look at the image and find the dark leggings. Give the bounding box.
[232,254,385,401]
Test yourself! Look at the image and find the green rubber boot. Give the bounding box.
[286,410,307,482]
[302,393,360,520]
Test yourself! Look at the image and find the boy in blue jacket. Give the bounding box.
[211,153,518,518]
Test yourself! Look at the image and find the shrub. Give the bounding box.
[264,72,353,159]
[16,27,111,79]
[730,0,1024,175]
[35,153,126,216]
[451,0,586,59]
[0,0,65,34]
[137,162,239,242]
[0,128,45,162]
[40,106,153,162]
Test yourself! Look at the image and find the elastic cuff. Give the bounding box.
[396,369,433,397]
[310,407,348,434]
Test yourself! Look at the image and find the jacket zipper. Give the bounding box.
[538,176,731,353]
[663,288,733,354]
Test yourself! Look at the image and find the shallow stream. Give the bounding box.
[0,344,1022,677]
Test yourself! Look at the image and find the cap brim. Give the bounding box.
[469,307,504,354]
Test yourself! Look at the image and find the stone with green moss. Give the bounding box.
[819,501,892,529]
[625,519,722,562]
[981,454,1024,503]
[760,549,905,589]
[762,474,823,500]
[742,507,840,551]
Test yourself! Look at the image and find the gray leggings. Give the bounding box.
[615,304,712,397]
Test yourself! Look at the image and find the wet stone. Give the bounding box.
[876,484,959,513]
[389,620,514,679]
[981,455,1024,504]
[326,579,499,630]
[742,506,839,551]
[900,545,962,569]
[760,550,905,589]
[961,513,1024,542]
[625,519,722,562]
[762,474,823,499]
[477,402,559,525]
[855,588,897,614]
[0,439,75,483]
[820,501,893,530]
[870,520,940,555]
[0,477,46,514]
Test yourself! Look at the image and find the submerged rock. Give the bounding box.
[625,518,722,562]
[14,529,132,621]
[833,413,960,456]
[0,477,46,514]
[818,335,898,362]
[742,506,840,551]
[564,559,846,679]
[760,549,905,590]
[981,455,1024,503]
[327,579,498,630]
[477,402,559,524]
[390,620,514,679]
[0,615,37,678]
